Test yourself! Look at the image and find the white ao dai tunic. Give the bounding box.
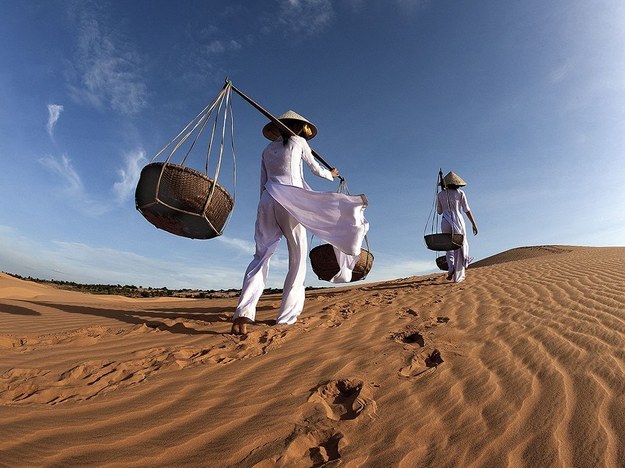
[436,188,472,282]
[234,135,369,325]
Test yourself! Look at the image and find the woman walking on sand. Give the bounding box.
[231,111,369,335]
[436,171,478,283]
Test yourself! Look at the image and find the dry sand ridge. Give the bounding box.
[1,245,625,466]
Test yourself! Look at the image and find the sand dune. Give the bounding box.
[1,246,625,466]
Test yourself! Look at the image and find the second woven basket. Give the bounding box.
[309,244,374,282]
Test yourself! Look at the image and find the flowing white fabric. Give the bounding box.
[331,245,359,283]
[437,188,472,282]
[234,135,369,324]
[265,183,368,257]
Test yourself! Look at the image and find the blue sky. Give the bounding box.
[1,0,624,290]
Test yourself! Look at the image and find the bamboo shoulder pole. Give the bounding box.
[227,80,342,180]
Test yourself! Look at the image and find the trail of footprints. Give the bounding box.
[318,289,395,328]
[240,378,378,467]
[0,293,367,406]
[2,284,452,467]
[393,300,449,380]
[0,324,292,405]
[0,323,160,351]
[240,286,451,466]
[1,285,449,408]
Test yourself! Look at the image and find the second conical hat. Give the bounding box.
[443,171,467,186]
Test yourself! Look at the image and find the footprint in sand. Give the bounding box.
[0,325,298,406]
[308,431,343,466]
[0,324,160,352]
[369,292,398,306]
[0,359,153,405]
[223,327,290,361]
[320,303,356,328]
[308,378,377,421]
[396,308,419,319]
[245,423,345,467]
[278,427,345,467]
[264,379,376,465]
[399,349,444,379]
[391,328,425,347]
[239,378,376,466]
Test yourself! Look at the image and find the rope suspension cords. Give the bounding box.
[309,178,374,283]
[423,169,464,254]
[135,83,237,239]
[136,78,346,240]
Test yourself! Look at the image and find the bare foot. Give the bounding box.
[230,317,253,335]
[446,269,455,281]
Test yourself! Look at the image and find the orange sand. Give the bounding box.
[1,246,625,466]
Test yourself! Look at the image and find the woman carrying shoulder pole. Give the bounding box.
[231,111,368,335]
[436,171,478,283]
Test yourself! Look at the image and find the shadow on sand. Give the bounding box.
[20,299,279,335]
[0,302,42,316]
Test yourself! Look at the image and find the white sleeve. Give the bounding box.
[299,139,333,181]
[259,157,267,198]
[460,191,471,213]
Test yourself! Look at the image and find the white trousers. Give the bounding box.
[442,218,469,283]
[234,191,307,325]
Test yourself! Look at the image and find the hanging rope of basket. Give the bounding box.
[135,83,236,239]
[136,78,357,245]
[309,179,374,283]
[423,169,464,252]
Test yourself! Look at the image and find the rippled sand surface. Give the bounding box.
[2,246,624,466]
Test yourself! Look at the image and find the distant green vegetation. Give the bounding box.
[3,272,322,298]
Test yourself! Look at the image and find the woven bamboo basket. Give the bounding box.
[135,162,233,239]
[435,255,448,271]
[309,244,374,282]
[424,233,464,251]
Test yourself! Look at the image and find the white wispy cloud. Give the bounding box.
[277,0,335,35]
[38,154,112,216]
[0,225,244,289]
[178,23,244,85]
[180,0,333,85]
[0,225,439,290]
[68,5,147,115]
[362,256,436,283]
[547,57,578,86]
[49,240,243,289]
[39,148,147,214]
[216,236,256,255]
[203,39,243,55]
[46,104,64,137]
[39,154,83,193]
[344,0,365,11]
[113,149,148,203]
[216,235,291,271]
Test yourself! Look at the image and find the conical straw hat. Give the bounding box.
[262,110,318,140]
[443,171,467,187]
